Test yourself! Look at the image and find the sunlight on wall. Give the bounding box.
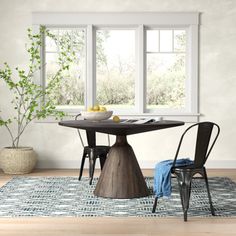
[0,0,236,168]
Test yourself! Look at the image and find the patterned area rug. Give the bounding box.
[0,176,235,217]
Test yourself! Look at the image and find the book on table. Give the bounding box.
[121,117,163,124]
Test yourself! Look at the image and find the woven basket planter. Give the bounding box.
[0,147,37,174]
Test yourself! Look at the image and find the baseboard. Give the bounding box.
[36,159,236,169]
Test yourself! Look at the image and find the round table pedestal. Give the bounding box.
[94,135,149,199]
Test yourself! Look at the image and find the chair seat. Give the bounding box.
[171,164,196,171]
[79,145,110,185]
[84,145,110,151]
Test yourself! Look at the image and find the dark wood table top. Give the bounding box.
[59,119,185,136]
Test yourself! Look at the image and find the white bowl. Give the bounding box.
[80,111,113,121]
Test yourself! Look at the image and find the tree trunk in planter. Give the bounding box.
[0,147,37,174]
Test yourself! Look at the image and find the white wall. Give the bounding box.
[0,0,236,169]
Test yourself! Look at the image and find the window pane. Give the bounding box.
[45,30,58,52]
[174,30,186,52]
[45,53,59,76]
[146,53,186,109]
[160,30,173,52]
[96,30,135,109]
[146,30,159,52]
[45,28,86,106]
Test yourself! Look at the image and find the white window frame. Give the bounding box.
[33,12,199,122]
[145,26,189,115]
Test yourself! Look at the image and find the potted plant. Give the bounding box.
[0,26,76,174]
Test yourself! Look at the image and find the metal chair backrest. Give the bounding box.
[75,113,110,148]
[173,122,220,168]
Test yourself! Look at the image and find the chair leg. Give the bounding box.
[152,197,158,213]
[78,151,86,181]
[176,172,192,222]
[99,154,107,170]
[89,149,96,185]
[203,168,215,216]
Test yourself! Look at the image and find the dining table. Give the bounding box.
[59,119,184,199]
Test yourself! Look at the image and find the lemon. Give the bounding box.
[113,115,120,123]
[93,105,100,111]
[87,107,94,112]
[100,106,107,112]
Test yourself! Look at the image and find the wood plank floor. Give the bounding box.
[0,169,235,236]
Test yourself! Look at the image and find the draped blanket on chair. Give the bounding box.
[154,158,194,198]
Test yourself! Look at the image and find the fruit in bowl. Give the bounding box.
[81,105,113,121]
[87,105,107,112]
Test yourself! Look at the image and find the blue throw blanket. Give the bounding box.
[153,159,194,198]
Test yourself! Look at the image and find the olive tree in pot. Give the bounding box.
[0,27,76,174]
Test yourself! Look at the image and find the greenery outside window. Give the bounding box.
[96,29,136,110]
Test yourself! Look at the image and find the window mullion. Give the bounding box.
[86,24,96,109]
[188,24,198,114]
[35,25,45,107]
[33,25,43,87]
[136,24,145,113]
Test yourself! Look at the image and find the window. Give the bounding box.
[96,29,135,110]
[45,28,86,109]
[33,12,199,121]
[146,29,186,110]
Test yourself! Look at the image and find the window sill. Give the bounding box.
[34,113,200,123]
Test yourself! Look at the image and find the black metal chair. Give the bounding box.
[75,114,110,185]
[152,122,220,221]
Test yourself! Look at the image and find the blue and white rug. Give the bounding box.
[0,176,235,217]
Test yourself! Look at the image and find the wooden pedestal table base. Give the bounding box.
[94,135,149,199]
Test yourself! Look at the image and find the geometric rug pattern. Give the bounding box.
[0,176,236,217]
